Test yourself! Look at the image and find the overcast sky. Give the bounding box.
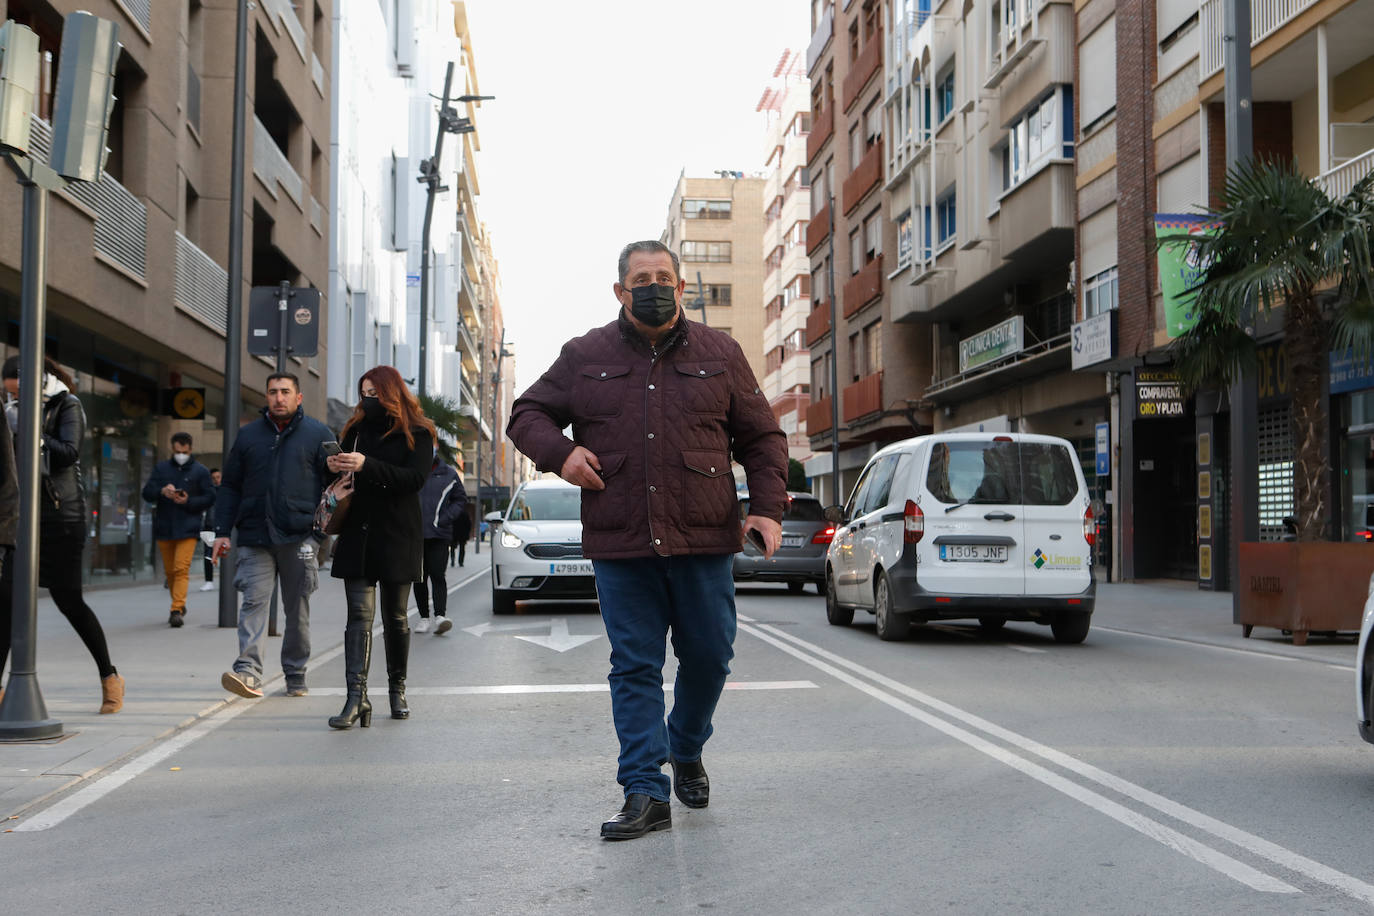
[463,0,809,394]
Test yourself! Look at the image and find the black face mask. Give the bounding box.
[360,396,387,423]
[629,283,678,328]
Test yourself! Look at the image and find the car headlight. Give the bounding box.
[500,530,523,549]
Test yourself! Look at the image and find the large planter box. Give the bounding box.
[1236,541,1374,644]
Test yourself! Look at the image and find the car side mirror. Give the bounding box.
[823,505,847,525]
[483,510,503,526]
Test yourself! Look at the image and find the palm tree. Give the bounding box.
[1166,158,1374,541]
[418,391,465,467]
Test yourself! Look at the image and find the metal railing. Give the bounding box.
[1199,0,1319,79]
[253,115,304,207]
[923,330,1070,398]
[1317,147,1374,200]
[175,232,228,332]
[27,115,147,279]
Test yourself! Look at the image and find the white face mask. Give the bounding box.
[173,452,191,466]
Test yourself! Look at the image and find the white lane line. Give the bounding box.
[1007,645,1048,655]
[1328,664,1357,672]
[13,702,254,832]
[13,565,495,832]
[1092,626,1310,664]
[746,623,1374,907]
[737,622,1295,894]
[309,681,819,696]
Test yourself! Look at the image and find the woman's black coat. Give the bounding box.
[329,416,433,583]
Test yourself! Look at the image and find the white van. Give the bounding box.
[824,432,1096,643]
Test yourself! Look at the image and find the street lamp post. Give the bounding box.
[826,195,841,507]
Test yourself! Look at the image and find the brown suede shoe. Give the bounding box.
[100,673,125,714]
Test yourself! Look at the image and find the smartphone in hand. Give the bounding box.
[747,528,767,553]
[322,441,342,457]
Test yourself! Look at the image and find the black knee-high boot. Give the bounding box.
[385,627,410,719]
[328,629,372,729]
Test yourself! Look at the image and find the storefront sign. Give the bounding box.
[1155,214,1217,339]
[1071,311,1116,370]
[1135,368,1185,418]
[959,316,1024,373]
[1255,341,1291,404]
[1094,422,1110,476]
[1330,348,1374,395]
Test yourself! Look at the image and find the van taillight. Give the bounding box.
[1084,505,1096,546]
[904,500,924,543]
[812,526,836,545]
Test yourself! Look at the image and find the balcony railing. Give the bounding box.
[843,256,883,317]
[843,371,884,423]
[805,303,832,346]
[175,232,228,332]
[1199,0,1320,80]
[807,105,834,164]
[1318,147,1374,200]
[27,115,147,279]
[807,396,834,435]
[806,4,835,75]
[253,116,304,207]
[842,30,883,113]
[842,143,883,214]
[807,202,831,253]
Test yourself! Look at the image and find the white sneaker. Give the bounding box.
[199,582,216,592]
[414,617,431,634]
[434,616,453,635]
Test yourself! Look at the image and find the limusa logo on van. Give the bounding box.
[1031,549,1082,570]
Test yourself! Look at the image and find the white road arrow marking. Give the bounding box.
[513,618,601,653]
[463,617,601,653]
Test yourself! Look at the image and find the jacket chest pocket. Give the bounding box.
[673,361,728,416]
[574,364,632,419]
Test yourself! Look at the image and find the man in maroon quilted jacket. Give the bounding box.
[508,240,789,840]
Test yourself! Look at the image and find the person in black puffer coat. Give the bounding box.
[0,356,123,714]
[326,365,435,730]
[414,456,466,634]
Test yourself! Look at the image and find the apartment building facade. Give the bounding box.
[660,173,768,387]
[1071,0,1374,586]
[758,49,815,465]
[804,0,936,507]
[0,0,330,585]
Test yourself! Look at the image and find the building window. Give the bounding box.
[766,195,783,224]
[936,67,955,123]
[864,213,881,263]
[849,229,862,275]
[863,320,883,375]
[864,102,882,151]
[691,282,732,306]
[766,245,784,274]
[1083,266,1119,317]
[849,332,861,382]
[683,199,732,219]
[1002,87,1071,192]
[897,210,913,269]
[850,124,863,168]
[681,241,732,262]
[936,190,957,247]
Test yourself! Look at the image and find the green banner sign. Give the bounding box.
[1155,214,1216,339]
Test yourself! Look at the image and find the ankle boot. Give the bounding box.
[329,629,372,729]
[384,627,410,719]
[100,673,125,714]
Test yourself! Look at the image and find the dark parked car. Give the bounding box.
[732,490,834,594]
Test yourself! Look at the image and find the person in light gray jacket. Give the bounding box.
[415,456,466,634]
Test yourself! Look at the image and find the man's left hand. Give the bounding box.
[742,516,782,559]
[172,491,189,505]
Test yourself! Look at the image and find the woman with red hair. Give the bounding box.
[325,366,435,729]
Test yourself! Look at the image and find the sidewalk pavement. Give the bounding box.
[0,571,1361,822]
[0,554,493,822]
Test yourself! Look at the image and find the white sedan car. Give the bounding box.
[489,478,598,615]
[1358,578,1374,743]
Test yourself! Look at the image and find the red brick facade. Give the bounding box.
[1114,0,1158,360]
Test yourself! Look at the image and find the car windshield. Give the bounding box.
[925,440,1079,506]
[738,497,825,522]
[506,488,581,521]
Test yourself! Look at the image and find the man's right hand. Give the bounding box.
[560,446,605,491]
[211,537,232,563]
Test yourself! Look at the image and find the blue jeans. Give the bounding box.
[592,554,737,802]
[233,541,317,682]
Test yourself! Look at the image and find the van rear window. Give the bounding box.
[925,441,1078,506]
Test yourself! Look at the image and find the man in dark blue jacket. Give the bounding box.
[142,432,216,628]
[415,456,466,634]
[212,373,335,698]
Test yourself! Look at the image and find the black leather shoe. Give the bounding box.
[670,757,710,808]
[600,793,671,840]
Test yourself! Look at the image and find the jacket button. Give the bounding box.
[654,539,661,546]
[699,369,706,375]
[709,467,715,473]
[600,371,607,377]
[647,433,654,439]
[650,485,656,492]
[648,384,655,390]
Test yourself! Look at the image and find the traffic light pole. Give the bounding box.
[0,154,65,740]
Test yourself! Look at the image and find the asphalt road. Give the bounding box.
[7,571,1374,915]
